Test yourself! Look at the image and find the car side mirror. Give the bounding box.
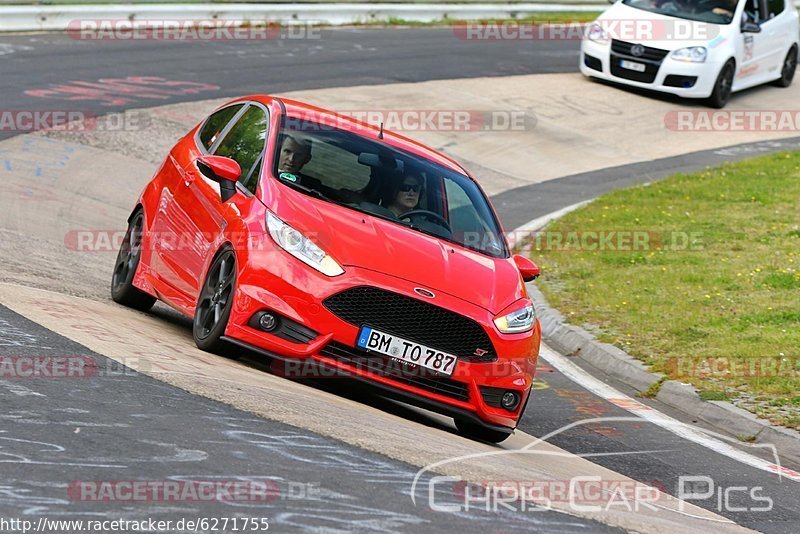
[197,155,241,202]
[741,19,761,33]
[513,254,540,282]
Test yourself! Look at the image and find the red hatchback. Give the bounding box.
[111,96,541,442]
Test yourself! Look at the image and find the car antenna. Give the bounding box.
[378,122,384,140]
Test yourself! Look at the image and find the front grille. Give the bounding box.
[319,341,470,402]
[609,40,669,84]
[323,286,496,362]
[611,40,669,62]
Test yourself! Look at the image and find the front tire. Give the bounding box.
[111,210,156,312]
[708,60,735,109]
[193,247,237,353]
[455,419,512,444]
[773,46,797,88]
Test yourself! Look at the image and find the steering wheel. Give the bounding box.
[399,209,452,233]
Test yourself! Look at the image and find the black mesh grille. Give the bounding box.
[323,286,496,362]
[320,341,470,402]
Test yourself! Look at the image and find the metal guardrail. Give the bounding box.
[0,0,608,4]
[0,3,607,32]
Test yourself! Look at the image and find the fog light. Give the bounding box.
[258,313,277,332]
[501,391,520,410]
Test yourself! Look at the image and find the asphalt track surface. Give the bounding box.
[2,27,800,532]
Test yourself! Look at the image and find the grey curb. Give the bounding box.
[526,280,800,465]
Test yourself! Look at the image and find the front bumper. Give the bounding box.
[580,38,723,99]
[225,252,540,431]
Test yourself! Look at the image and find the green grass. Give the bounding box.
[530,151,800,428]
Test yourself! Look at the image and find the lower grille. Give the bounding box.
[319,341,470,402]
[584,54,602,72]
[663,75,698,88]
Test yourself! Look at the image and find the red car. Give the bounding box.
[111,96,541,442]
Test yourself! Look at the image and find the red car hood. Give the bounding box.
[278,194,525,315]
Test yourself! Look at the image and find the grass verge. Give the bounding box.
[529,151,800,430]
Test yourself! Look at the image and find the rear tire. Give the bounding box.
[455,419,512,444]
[707,60,735,109]
[773,46,797,88]
[192,247,237,354]
[111,210,156,312]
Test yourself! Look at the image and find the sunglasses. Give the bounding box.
[399,183,422,193]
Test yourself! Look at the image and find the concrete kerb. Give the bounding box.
[520,221,800,466]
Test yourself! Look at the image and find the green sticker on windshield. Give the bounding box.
[280,172,298,182]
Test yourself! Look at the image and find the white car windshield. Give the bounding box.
[622,0,738,24]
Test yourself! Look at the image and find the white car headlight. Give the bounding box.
[587,23,609,44]
[266,211,344,277]
[671,46,707,63]
[494,305,536,334]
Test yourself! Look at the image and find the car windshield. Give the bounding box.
[622,0,738,24]
[272,118,508,258]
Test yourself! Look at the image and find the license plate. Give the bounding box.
[356,326,458,376]
[620,59,646,72]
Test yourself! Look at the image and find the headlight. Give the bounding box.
[671,46,707,63]
[266,211,344,276]
[587,23,609,44]
[494,305,536,334]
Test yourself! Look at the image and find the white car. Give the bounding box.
[580,0,799,107]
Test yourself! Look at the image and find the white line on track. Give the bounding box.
[539,343,800,482]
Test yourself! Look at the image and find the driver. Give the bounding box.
[386,172,423,217]
[278,134,312,176]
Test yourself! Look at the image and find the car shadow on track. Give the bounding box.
[143,302,468,441]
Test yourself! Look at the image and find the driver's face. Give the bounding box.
[279,138,311,173]
[395,178,421,211]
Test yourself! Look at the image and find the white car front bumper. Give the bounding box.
[580,38,725,99]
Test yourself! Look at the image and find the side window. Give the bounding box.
[766,0,784,18]
[213,106,268,194]
[199,105,244,151]
[241,156,263,194]
[744,0,766,22]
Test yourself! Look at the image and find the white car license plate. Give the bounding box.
[619,59,646,72]
[356,326,458,376]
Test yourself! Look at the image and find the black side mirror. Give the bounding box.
[197,155,241,202]
[741,19,761,33]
